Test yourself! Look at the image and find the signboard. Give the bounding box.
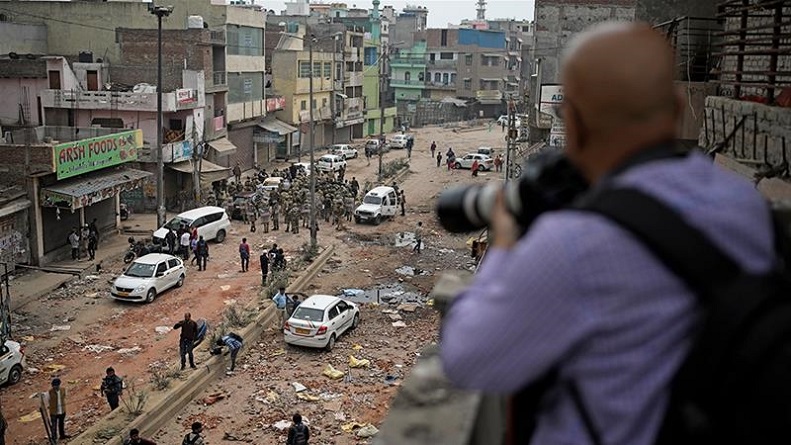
[164,140,194,163]
[176,88,197,105]
[266,97,286,112]
[54,129,143,179]
[539,84,565,148]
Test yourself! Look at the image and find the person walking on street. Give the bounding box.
[400,190,406,216]
[471,159,480,177]
[88,218,100,245]
[44,378,68,440]
[239,237,250,272]
[413,221,423,254]
[216,333,243,373]
[233,162,242,184]
[180,230,191,260]
[123,428,156,445]
[272,287,287,326]
[182,422,204,445]
[260,250,270,286]
[436,153,442,168]
[174,313,198,370]
[100,367,123,411]
[365,146,372,166]
[196,236,209,271]
[68,228,80,260]
[87,231,98,261]
[287,413,310,445]
[165,228,177,255]
[430,141,436,158]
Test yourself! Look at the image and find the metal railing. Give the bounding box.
[391,56,426,65]
[390,79,427,87]
[653,16,723,83]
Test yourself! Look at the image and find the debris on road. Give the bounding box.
[83,344,114,353]
[155,326,172,334]
[50,324,71,331]
[395,266,415,276]
[203,392,227,405]
[117,346,142,355]
[356,424,380,438]
[292,382,308,393]
[349,356,370,368]
[323,364,345,380]
[392,321,407,328]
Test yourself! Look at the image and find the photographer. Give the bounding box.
[439,22,774,445]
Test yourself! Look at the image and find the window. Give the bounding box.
[440,29,448,46]
[443,73,449,84]
[156,262,167,274]
[434,72,441,82]
[405,71,411,81]
[167,259,179,269]
[226,26,264,56]
[337,301,348,311]
[312,99,317,108]
[465,54,473,65]
[336,62,343,79]
[299,61,311,78]
[364,47,377,65]
[418,71,424,81]
[322,98,327,107]
[169,119,183,131]
[451,73,457,84]
[440,52,453,60]
[205,213,223,223]
[313,62,322,77]
[300,100,307,111]
[227,73,264,103]
[464,79,471,89]
[328,306,340,319]
[323,62,331,78]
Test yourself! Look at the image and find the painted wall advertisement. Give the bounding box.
[54,129,143,179]
[539,84,565,148]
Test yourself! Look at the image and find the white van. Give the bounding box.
[153,206,231,244]
[354,186,399,225]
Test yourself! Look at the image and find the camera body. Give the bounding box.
[436,150,589,233]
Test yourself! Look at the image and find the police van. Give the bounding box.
[354,186,399,225]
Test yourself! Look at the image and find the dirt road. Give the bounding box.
[2,124,504,444]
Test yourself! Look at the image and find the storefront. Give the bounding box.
[256,117,298,164]
[167,159,231,209]
[0,186,31,265]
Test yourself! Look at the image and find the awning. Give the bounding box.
[41,168,152,210]
[258,118,298,136]
[208,137,238,156]
[169,159,232,184]
[441,97,468,107]
[0,198,31,219]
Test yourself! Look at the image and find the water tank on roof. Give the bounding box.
[78,51,93,63]
[187,15,204,29]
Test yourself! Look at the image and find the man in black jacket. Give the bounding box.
[260,251,269,286]
[174,313,198,370]
[196,236,209,271]
[100,367,123,410]
[287,413,310,445]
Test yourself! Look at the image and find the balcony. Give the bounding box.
[39,89,202,113]
[344,71,364,87]
[391,56,426,67]
[426,81,456,90]
[390,79,426,89]
[428,59,457,68]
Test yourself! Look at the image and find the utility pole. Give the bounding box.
[308,27,318,249]
[505,96,516,181]
[378,43,388,182]
[150,4,173,228]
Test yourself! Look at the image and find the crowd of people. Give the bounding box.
[67,218,100,261]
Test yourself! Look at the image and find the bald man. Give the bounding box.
[440,22,774,445]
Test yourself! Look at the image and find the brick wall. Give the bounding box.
[0,145,54,186]
[700,96,791,167]
[635,0,719,25]
[110,28,213,92]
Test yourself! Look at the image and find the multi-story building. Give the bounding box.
[391,40,429,103]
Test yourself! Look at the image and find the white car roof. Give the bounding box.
[175,206,226,220]
[133,253,179,265]
[321,154,342,160]
[368,186,394,196]
[301,294,341,310]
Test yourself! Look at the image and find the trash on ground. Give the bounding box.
[117,346,142,355]
[273,420,292,431]
[220,285,231,291]
[349,356,370,368]
[384,375,400,386]
[396,303,419,312]
[334,411,347,421]
[395,266,415,276]
[323,399,343,412]
[223,299,237,305]
[394,232,416,247]
[155,326,172,335]
[352,344,363,351]
[323,364,345,380]
[50,325,71,331]
[19,410,42,423]
[203,392,226,405]
[266,391,280,404]
[342,289,364,298]
[269,348,286,358]
[392,321,407,328]
[20,335,34,342]
[292,382,308,393]
[387,314,403,321]
[44,364,65,373]
[84,275,100,281]
[296,392,320,402]
[83,344,114,353]
[356,424,379,438]
[341,422,366,433]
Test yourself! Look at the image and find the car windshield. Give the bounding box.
[164,216,192,230]
[320,156,333,162]
[291,307,325,322]
[363,195,382,205]
[125,262,156,278]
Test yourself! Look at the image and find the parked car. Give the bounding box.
[291,162,313,176]
[330,144,358,159]
[284,294,360,351]
[316,154,347,172]
[364,139,389,155]
[477,146,496,157]
[454,153,494,171]
[354,186,399,225]
[153,206,231,244]
[231,190,259,221]
[496,115,521,128]
[111,253,186,303]
[0,340,25,386]
[389,134,408,149]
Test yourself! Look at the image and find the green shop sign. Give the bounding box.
[54,129,143,179]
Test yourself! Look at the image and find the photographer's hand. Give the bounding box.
[491,189,521,249]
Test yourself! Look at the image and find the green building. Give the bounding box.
[390,40,428,103]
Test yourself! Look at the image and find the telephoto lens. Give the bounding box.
[435,150,589,233]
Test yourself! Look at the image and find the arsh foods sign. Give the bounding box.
[54,129,143,179]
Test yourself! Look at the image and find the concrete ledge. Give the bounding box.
[72,244,337,444]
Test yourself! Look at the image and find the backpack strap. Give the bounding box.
[575,187,741,301]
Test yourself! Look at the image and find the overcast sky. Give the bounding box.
[257,1,535,27]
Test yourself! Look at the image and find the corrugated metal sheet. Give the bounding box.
[41,168,152,209]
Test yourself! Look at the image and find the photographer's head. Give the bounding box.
[560,22,681,183]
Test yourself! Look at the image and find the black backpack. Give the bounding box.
[292,424,308,445]
[576,187,791,445]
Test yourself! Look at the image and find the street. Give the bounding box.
[2,124,506,444]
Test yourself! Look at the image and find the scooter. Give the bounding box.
[119,203,130,221]
[123,237,162,263]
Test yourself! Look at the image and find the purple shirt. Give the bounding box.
[440,153,774,445]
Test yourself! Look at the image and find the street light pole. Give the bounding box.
[378,43,387,182]
[308,30,318,249]
[150,4,173,228]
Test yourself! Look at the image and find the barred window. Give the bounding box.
[299,61,311,78]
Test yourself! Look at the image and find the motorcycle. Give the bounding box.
[120,203,130,221]
[123,237,162,263]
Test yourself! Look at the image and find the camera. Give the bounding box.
[436,150,589,233]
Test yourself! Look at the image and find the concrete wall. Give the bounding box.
[0,78,48,126]
[0,23,47,55]
[635,0,719,25]
[699,96,791,167]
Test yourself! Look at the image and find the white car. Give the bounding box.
[389,134,408,149]
[496,115,521,127]
[330,144,358,160]
[454,153,494,171]
[111,253,186,303]
[316,154,347,172]
[291,162,313,176]
[0,340,25,386]
[284,295,360,351]
[153,206,231,244]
